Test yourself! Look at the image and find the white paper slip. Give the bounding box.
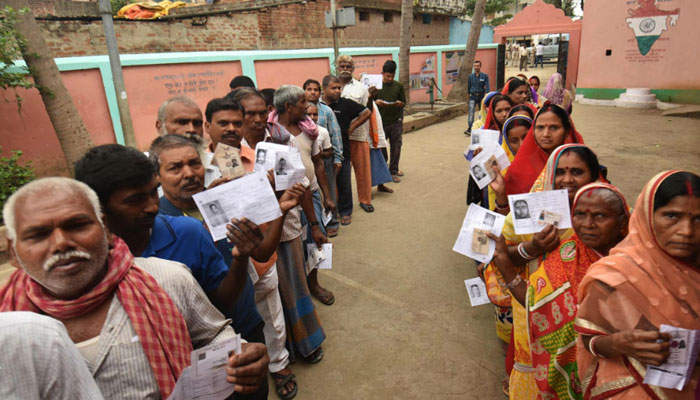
[254,142,292,173]
[464,278,490,307]
[193,171,282,241]
[306,243,333,270]
[274,150,306,191]
[452,203,506,263]
[167,334,242,400]
[643,325,700,391]
[469,144,511,189]
[360,73,383,89]
[469,129,500,150]
[322,209,333,226]
[508,189,572,235]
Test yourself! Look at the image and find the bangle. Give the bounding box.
[517,243,535,260]
[588,335,606,359]
[506,274,523,290]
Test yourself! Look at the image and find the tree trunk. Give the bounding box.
[446,0,488,102]
[8,0,93,176]
[398,0,413,105]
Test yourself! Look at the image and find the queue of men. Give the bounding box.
[0,54,406,400]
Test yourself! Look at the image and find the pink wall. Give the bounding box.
[0,69,114,176]
[442,48,497,95]
[122,61,241,150]
[255,58,330,90]
[350,54,393,76]
[578,0,697,90]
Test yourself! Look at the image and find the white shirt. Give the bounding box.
[317,126,332,151]
[341,79,370,142]
[536,44,544,56]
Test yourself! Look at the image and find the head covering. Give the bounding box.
[574,171,700,399]
[505,106,584,195]
[0,237,192,398]
[501,78,538,114]
[499,115,532,161]
[573,182,631,219]
[542,73,565,105]
[527,183,629,400]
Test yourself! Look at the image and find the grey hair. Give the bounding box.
[585,188,627,218]
[148,134,201,174]
[3,177,103,241]
[273,85,305,113]
[157,96,200,126]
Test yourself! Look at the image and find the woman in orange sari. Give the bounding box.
[575,171,700,399]
[526,183,630,400]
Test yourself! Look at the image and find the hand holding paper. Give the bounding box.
[453,204,507,263]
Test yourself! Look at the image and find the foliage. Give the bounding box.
[0,149,35,225]
[111,0,135,15]
[0,6,36,109]
[544,0,575,17]
[465,0,513,25]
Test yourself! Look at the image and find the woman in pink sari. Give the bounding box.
[575,171,700,399]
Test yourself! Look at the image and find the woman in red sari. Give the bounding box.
[574,171,700,399]
[480,94,514,133]
[505,104,584,196]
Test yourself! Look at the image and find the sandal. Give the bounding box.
[340,215,352,225]
[392,175,401,183]
[501,376,509,397]
[326,227,338,237]
[360,203,375,213]
[311,287,335,306]
[396,170,404,176]
[271,370,298,400]
[304,346,324,364]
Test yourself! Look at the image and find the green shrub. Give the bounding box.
[0,149,34,225]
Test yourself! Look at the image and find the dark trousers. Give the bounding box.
[234,321,269,400]
[322,157,339,230]
[336,155,353,217]
[381,119,403,175]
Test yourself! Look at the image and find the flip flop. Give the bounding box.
[360,203,375,213]
[392,175,401,183]
[304,346,324,364]
[311,287,335,306]
[340,216,352,226]
[326,227,338,237]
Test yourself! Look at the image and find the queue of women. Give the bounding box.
[466,75,700,399]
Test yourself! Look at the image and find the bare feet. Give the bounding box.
[378,184,393,193]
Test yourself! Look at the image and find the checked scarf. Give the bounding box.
[0,236,192,399]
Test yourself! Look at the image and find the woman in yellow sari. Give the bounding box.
[575,171,700,399]
[470,91,499,131]
[487,144,606,399]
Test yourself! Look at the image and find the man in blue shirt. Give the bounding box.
[75,144,270,400]
[466,60,490,135]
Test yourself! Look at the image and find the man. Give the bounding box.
[465,60,490,136]
[472,164,487,180]
[203,98,256,186]
[519,43,529,71]
[0,177,269,399]
[0,312,104,399]
[149,134,302,399]
[322,74,371,226]
[230,75,256,91]
[535,42,544,69]
[304,78,344,237]
[155,96,204,141]
[336,55,375,214]
[276,158,288,175]
[375,60,406,181]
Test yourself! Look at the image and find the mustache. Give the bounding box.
[181,176,201,188]
[43,250,92,272]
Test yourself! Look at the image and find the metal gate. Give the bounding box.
[557,40,569,86]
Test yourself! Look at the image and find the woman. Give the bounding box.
[526,183,630,399]
[502,78,538,115]
[485,144,605,399]
[505,104,584,196]
[368,101,394,194]
[508,104,535,119]
[470,91,499,132]
[480,94,515,133]
[542,73,573,114]
[528,75,541,105]
[575,171,700,399]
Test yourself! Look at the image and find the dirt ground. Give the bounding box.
[0,104,698,399]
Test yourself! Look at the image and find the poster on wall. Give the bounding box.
[445,51,465,85]
[410,55,436,89]
[624,0,680,63]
